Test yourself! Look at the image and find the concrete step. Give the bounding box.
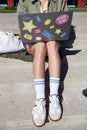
[0,81,87,130]
[61,49,87,83]
[0,115,87,130]
[0,58,33,84]
[73,40,87,50]
[0,48,87,84]
[75,35,87,40]
[72,12,87,27]
[66,50,87,64]
[0,49,87,84]
[75,27,87,35]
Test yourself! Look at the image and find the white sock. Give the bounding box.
[34,79,45,99]
[49,77,60,96]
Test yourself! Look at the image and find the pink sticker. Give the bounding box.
[55,14,69,25]
[35,29,41,34]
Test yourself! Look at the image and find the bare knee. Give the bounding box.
[26,42,47,56]
[34,42,47,57]
[46,41,60,51]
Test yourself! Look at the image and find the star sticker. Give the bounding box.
[22,20,37,33]
[55,29,61,34]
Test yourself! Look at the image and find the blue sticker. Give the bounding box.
[35,15,41,23]
[42,30,54,39]
[61,32,67,37]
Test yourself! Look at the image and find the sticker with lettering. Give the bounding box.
[42,30,54,39]
[24,34,32,40]
[55,14,69,25]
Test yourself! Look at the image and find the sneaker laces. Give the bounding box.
[34,99,45,114]
[50,96,59,108]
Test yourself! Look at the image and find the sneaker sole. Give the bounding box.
[32,117,46,127]
[49,115,62,122]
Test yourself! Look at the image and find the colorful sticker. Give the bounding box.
[36,37,42,41]
[50,25,54,29]
[55,29,61,34]
[44,19,51,25]
[42,30,54,39]
[24,34,32,40]
[55,14,69,25]
[61,32,67,37]
[35,15,41,23]
[34,29,41,34]
[22,20,37,33]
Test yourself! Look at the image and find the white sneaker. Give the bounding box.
[49,95,62,121]
[32,99,46,127]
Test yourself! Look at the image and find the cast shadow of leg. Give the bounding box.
[44,56,68,123]
[59,56,68,117]
[45,49,81,123]
[45,68,50,123]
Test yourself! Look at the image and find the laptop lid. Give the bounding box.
[18,11,73,44]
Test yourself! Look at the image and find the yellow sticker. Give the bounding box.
[24,34,32,40]
[55,29,61,34]
[22,20,37,33]
[50,25,54,29]
[44,19,51,25]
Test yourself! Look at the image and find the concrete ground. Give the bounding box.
[0,12,87,130]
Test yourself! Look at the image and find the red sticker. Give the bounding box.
[55,14,69,25]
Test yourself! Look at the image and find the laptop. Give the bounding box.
[18,11,73,44]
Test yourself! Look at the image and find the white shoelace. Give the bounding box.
[50,96,59,108]
[34,99,45,114]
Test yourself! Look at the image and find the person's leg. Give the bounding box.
[26,42,46,78]
[26,42,47,126]
[26,42,47,99]
[46,41,61,121]
[33,42,47,100]
[46,40,61,96]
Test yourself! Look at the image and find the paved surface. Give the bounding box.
[0,12,87,130]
